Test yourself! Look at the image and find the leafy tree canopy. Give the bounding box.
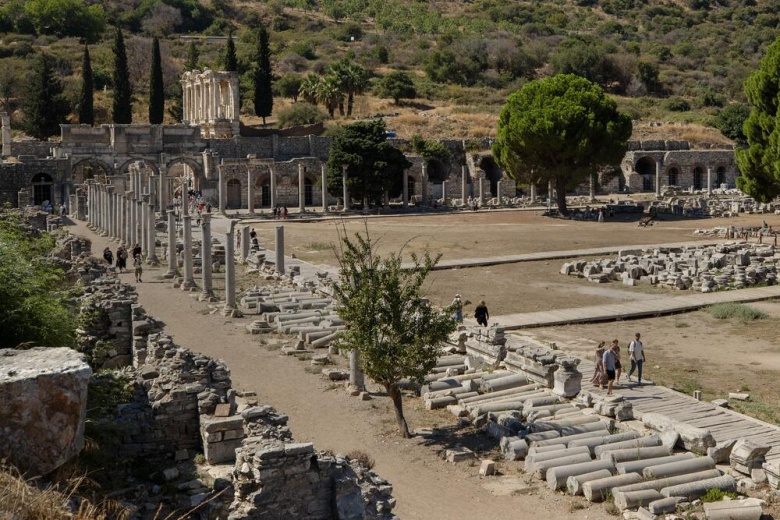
[374,71,416,105]
[21,53,70,140]
[0,209,76,349]
[332,226,456,437]
[1,0,105,42]
[735,37,780,202]
[326,119,412,206]
[716,103,750,146]
[493,74,632,215]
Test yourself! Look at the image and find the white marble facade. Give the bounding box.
[181,69,240,138]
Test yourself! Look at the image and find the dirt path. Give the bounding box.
[70,219,611,519]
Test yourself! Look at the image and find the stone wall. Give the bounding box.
[0,347,92,475]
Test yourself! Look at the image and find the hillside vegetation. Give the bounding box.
[0,0,776,142]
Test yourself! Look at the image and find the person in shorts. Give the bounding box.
[133,255,143,283]
[603,343,617,395]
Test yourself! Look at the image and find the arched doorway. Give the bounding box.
[479,157,503,196]
[667,167,679,187]
[260,181,271,207]
[407,177,416,201]
[693,166,703,190]
[72,158,112,185]
[716,166,726,187]
[32,173,54,206]
[226,179,242,209]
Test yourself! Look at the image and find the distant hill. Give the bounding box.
[0,0,775,144]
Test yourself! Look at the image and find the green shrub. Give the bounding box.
[707,303,768,323]
[665,97,691,112]
[277,102,327,127]
[701,488,737,502]
[290,41,317,60]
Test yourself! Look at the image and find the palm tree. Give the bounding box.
[299,74,321,105]
[315,76,344,118]
[329,59,369,117]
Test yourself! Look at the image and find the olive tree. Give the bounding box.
[332,226,456,438]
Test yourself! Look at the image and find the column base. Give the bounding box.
[221,305,243,318]
[199,291,218,302]
[162,269,179,279]
[146,256,161,267]
[181,279,198,291]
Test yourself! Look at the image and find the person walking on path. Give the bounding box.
[133,254,143,283]
[103,247,113,266]
[116,246,128,272]
[611,339,623,385]
[590,342,607,389]
[628,332,646,384]
[451,294,463,323]
[603,342,617,395]
[132,243,142,260]
[474,300,489,327]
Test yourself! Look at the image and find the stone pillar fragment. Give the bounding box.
[247,167,254,215]
[181,209,196,289]
[402,169,409,208]
[218,168,226,215]
[461,165,468,204]
[269,165,277,210]
[342,166,349,211]
[656,161,662,196]
[707,166,712,195]
[298,164,306,213]
[321,163,328,212]
[163,209,179,278]
[421,163,429,206]
[146,198,159,265]
[241,225,250,264]
[221,220,241,317]
[275,225,285,274]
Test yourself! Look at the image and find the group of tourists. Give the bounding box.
[272,205,289,219]
[590,332,647,395]
[450,294,490,327]
[102,243,144,283]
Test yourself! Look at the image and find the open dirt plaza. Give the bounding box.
[73,206,780,519]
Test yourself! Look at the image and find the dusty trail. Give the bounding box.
[70,219,608,520]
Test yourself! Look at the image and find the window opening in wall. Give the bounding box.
[304,178,313,206]
[716,167,726,187]
[693,167,703,190]
[667,167,678,187]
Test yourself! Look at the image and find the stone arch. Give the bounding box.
[666,165,680,187]
[117,158,160,177]
[71,158,113,185]
[292,171,317,206]
[252,171,272,208]
[479,156,502,196]
[32,173,54,206]
[693,165,705,190]
[226,178,242,209]
[166,157,203,202]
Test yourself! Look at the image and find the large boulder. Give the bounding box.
[0,347,92,475]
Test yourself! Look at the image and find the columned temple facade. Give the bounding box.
[181,68,240,138]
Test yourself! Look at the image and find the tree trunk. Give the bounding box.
[347,93,354,116]
[556,177,569,216]
[386,383,411,438]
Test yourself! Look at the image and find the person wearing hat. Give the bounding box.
[451,294,463,323]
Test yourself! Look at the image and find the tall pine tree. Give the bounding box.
[253,26,273,126]
[112,27,133,124]
[223,30,237,71]
[185,40,199,71]
[149,37,165,124]
[22,54,70,140]
[78,45,94,125]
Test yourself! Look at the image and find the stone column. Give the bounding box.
[218,167,226,215]
[548,179,554,210]
[321,163,328,212]
[241,225,250,264]
[298,164,306,213]
[707,166,712,195]
[589,173,596,202]
[495,179,501,206]
[441,180,448,206]
[149,174,158,214]
[341,165,349,211]
[146,197,159,265]
[349,349,365,392]
[421,163,428,206]
[402,168,409,208]
[100,184,108,235]
[119,193,126,246]
[479,174,486,206]
[530,183,537,202]
[158,164,167,212]
[163,209,179,278]
[269,165,277,210]
[140,196,148,260]
[461,165,468,204]
[199,213,216,301]
[221,220,241,317]
[247,167,255,215]
[1,112,11,156]
[181,199,196,289]
[275,225,285,275]
[655,160,662,196]
[106,186,115,240]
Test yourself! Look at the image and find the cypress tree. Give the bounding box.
[149,37,165,124]
[185,40,199,71]
[78,45,94,125]
[253,26,273,125]
[22,54,70,140]
[112,27,133,124]
[223,30,237,71]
